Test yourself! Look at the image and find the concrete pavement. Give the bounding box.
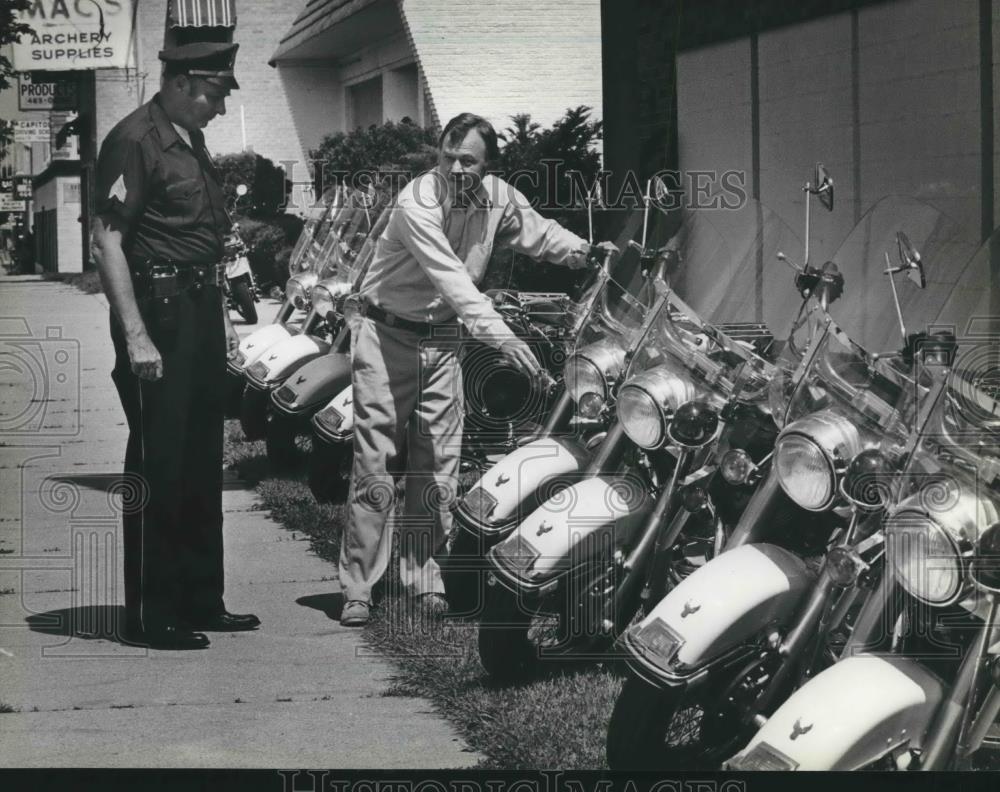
[0,275,481,768]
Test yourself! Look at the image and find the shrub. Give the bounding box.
[236,217,290,287]
[310,120,439,195]
[215,151,291,216]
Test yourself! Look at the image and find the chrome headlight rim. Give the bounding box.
[887,507,966,607]
[563,353,608,405]
[286,275,314,310]
[617,383,667,449]
[617,367,699,450]
[774,432,837,512]
[310,284,336,320]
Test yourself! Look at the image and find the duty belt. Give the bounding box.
[359,299,458,335]
[131,261,224,297]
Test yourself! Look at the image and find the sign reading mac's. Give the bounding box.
[13,0,135,71]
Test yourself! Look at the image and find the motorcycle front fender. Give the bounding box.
[248,333,331,386]
[621,543,813,683]
[311,383,355,444]
[488,475,652,590]
[727,655,945,770]
[271,352,352,415]
[233,323,293,373]
[454,437,593,537]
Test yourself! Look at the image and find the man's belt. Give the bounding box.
[360,300,457,335]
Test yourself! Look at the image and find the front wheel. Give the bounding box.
[477,585,534,682]
[606,665,760,770]
[239,386,270,441]
[265,411,309,472]
[307,437,352,503]
[231,277,258,324]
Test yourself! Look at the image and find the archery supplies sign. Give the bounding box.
[13,0,135,71]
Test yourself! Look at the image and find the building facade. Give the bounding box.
[5,0,602,271]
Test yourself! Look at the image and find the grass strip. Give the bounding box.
[223,419,622,768]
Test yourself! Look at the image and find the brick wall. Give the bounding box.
[399,0,603,135]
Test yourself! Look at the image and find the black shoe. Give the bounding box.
[183,610,261,632]
[123,624,211,650]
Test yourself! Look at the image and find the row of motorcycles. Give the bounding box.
[226,165,1000,770]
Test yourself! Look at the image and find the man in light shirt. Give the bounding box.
[339,112,606,626]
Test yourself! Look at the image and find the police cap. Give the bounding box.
[159,42,240,91]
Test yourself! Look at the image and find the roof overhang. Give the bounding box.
[269,0,403,65]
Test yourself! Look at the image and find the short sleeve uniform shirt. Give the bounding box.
[95,93,228,265]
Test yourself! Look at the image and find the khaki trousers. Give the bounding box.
[338,315,463,603]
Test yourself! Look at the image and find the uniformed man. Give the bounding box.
[91,42,260,649]
[339,112,611,626]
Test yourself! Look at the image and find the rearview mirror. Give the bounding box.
[896,231,926,288]
[813,163,834,211]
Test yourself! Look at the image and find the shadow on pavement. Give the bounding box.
[296,592,344,620]
[26,605,129,643]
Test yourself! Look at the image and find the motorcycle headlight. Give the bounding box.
[774,435,834,511]
[617,366,697,449]
[887,488,997,606]
[311,284,335,319]
[774,412,862,511]
[563,341,625,405]
[285,278,309,310]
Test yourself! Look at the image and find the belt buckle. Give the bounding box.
[385,312,396,327]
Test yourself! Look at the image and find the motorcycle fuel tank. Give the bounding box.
[727,655,946,770]
[489,475,652,588]
[455,438,594,535]
[625,543,813,677]
[271,351,352,416]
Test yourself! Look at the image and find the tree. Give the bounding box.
[0,1,33,158]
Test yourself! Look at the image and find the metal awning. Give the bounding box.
[169,0,237,28]
[269,0,401,65]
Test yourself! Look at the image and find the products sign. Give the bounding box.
[13,0,136,71]
[12,118,51,143]
[17,74,79,111]
[0,196,27,213]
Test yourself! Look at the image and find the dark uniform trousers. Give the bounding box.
[110,282,227,630]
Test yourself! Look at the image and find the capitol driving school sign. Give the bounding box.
[13,0,135,71]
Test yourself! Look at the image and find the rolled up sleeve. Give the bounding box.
[394,200,517,349]
[494,187,589,267]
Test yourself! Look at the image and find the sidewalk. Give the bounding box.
[0,276,481,768]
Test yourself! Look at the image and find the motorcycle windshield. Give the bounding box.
[564,211,671,358]
[288,186,343,274]
[902,224,1000,481]
[624,201,804,406]
[770,196,972,428]
[314,188,392,286]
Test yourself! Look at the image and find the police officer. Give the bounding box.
[338,112,613,626]
[91,42,259,649]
